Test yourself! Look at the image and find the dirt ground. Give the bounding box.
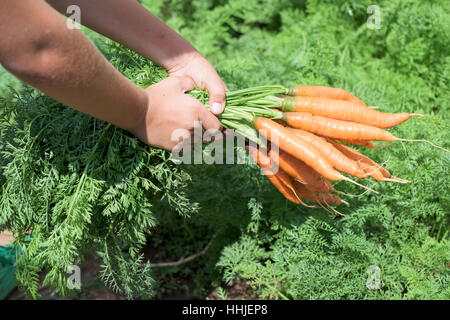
[0,231,14,247]
[5,253,256,300]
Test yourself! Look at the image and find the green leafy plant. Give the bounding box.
[1,0,448,300]
[0,47,199,298]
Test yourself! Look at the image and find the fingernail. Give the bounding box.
[211,102,223,114]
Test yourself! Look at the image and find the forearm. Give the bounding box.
[46,0,199,70]
[0,0,147,133]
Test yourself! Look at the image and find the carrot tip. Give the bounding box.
[326,203,346,217]
[363,157,390,178]
[384,177,411,184]
[333,185,375,198]
[342,176,379,194]
[410,113,424,117]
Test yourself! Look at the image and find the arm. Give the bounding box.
[0,0,221,150]
[0,0,146,133]
[46,0,227,113]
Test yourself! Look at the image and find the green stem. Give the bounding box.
[220,119,265,147]
[226,85,288,97]
[223,105,282,120]
[227,90,285,105]
[241,95,283,107]
[221,108,254,123]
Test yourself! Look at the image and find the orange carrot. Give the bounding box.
[263,169,301,204]
[282,112,397,141]
[331,141,388,172]
[283,112,448,152]
[320,193,343,206]
[281,96,423,128]
[254,117,378,194]
[268,148,331,193]
[327,140,401,182]
[265,170,302,204]
[294,182,343,206]
[286,128,367,178]
[252,117,378,193]
[287,85,366,106]
[294,182,318,202]
[253,117,344,181]
[247,144,301,204]
[359,163,385,181]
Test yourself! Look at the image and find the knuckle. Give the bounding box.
[212,89,226,99]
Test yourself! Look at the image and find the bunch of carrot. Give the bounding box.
[199,84,447,213]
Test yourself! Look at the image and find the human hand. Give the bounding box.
[131,76,222,151]
[167,52,227,115]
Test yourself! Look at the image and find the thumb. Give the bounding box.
[205,77,227,115]
[169,75,196,93]
[198,104,222,133]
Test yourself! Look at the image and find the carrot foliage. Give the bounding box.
[0,0,448,299]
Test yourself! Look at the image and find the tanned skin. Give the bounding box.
[0,0,227,150]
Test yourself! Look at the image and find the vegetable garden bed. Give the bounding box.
[0,0,448,299]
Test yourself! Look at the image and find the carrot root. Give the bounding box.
[384,177,411,184]
[341,176,379,194]
[280,179,315,208]
[323,201,346,216]
[395,138,450,153]
[364,157,390,177]
[333,183,377,198]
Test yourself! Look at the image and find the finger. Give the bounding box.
[197,103,222,133]
[204,76,227,115]
[192,120,204,143]
[168,75,196,93]
[170,127,192,152]
[204,128,224,143]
